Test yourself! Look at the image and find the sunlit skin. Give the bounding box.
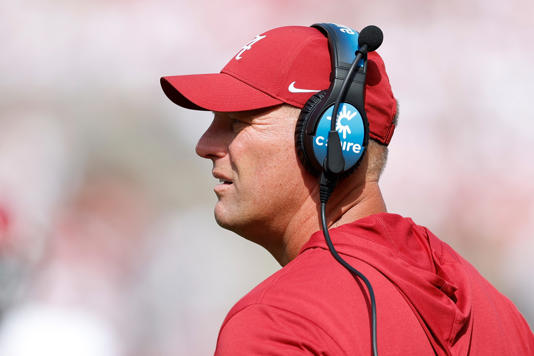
[195,105,387,266]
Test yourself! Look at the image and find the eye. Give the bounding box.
[231,118,247,132]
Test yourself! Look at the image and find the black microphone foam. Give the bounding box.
[358,25,383,52]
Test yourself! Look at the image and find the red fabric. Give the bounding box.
[214,213,534,355]
[161,25,397,145]
[0,204,9,248]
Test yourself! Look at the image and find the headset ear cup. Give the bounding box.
[295,90,328,176]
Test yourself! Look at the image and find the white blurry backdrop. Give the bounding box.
[0,0,533,355]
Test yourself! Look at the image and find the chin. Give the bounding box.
[214,212,232,231]
[213,203,238,231]
[213,204,262,242]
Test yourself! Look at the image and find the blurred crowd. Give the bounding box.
[0,0,533,355]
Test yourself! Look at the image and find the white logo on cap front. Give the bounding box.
[288,81,321,94]
[235,34,266,60]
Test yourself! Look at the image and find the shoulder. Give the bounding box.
[221,246,373,327]
[215,244,422,355]
[215,302,344,355]
[214,251,355,355]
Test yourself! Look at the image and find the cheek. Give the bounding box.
[230,127,303,192]
[254,143,302,192]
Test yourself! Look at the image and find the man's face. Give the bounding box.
[195,105,313,242]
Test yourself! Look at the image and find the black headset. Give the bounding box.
[295,23,383,356]
[295,23,383,178]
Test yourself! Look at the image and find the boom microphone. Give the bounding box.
[358,25,383,53]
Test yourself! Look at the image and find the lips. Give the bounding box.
[213,173,233,195]
[213,171,233,185]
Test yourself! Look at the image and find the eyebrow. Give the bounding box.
[212,111,257,123]
[214,105,283,120]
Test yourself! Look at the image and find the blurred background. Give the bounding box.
[0,0,533,355]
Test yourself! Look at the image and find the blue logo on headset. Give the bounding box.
[312,103,366,170]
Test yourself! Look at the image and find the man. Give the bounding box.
[161,24,533,355]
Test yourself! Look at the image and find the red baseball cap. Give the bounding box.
[161,25,397,145]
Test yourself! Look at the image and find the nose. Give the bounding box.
[195,116,228,159]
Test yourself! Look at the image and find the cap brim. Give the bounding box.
[160,73,283,112]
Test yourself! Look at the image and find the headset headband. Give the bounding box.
[303,24,369,139]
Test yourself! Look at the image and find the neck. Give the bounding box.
[328,180,387,228]
[272,178,386,266]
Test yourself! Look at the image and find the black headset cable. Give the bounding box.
[319,177,378,356]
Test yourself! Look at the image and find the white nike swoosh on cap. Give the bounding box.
[288,81,321,93]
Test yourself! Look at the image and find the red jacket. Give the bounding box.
[215,213,534,355]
